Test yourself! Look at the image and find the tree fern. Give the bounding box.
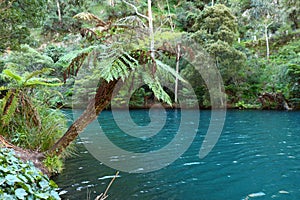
[56,46,97,81]
[1,90,18,127]
[2,69,62,88]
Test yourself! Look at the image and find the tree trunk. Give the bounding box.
[148,0,155,59]
[109,0,114,7]
[48,79,120,156]
[56,0,61,22]
[166,0,174,31]
[265,25,270,60]
[174,44,181,104]
[293,18,299,29]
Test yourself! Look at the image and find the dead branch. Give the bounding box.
[122,0,149,20]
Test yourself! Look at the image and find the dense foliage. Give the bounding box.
[1,0,299,109]
[0,0,47,52]
[0,55,70,173]
[0,148,60,199]
[0,0,299,180]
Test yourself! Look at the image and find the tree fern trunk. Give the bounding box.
[48,79,120,156]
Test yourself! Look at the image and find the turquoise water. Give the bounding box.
[54,110,300,199]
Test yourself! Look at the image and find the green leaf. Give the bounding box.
[39,179,49,190]
[0,166,9,173]
[0,194,15,200]
[0,86,8,91]
[49,180,58,188]
[24,80,63,87]
[156,60,186,83]
[50,190,61,200]
[19,182,34,194]
[5,174,21,185]
[17,175,28,183]
[0,177,6,185]
[15,188,27,199]
[2,69,23,83]
[35,192,50,199]
[24,68,54,82]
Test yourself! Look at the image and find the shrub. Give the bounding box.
[0,148,60,199]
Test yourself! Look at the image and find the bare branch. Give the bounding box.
[95,171,120,200]
[122,0,149,20]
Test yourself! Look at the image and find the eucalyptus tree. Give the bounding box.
[247,0,283,59]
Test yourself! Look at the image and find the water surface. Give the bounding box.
[54,110,300,199]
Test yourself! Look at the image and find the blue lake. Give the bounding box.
[54,110,300,199]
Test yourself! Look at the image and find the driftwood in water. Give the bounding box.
[258,92,292,110]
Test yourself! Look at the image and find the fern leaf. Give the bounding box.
[24,79,63,87]
[57,46,96,69]
[24,68,54,83]
[57,46,97,81]
[143,74,172,105]
[74,12,107,26]
[156,60,186,83]
[2,69,23,84]
[1,90,18,126]
[100,53,138,82]
[0,86,8,91]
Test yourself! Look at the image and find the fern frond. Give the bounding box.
[2,69,22,84]
[1,90,18,126]
[56,46,97,81]
[143,73,172,105]
[156,60,186,83]
[74,12,107,26]
[24,68,54,83]
[24,79,63,87]
[0,86,8,91]
[101,53,139,82]
[57,46,97,68]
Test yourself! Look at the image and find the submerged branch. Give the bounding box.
[95,171,120,200]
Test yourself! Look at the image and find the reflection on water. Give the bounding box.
[54,110,300,200]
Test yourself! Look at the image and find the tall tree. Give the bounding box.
[248,0,282,59]
[192,4,246,105]
[42,0,88,34]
